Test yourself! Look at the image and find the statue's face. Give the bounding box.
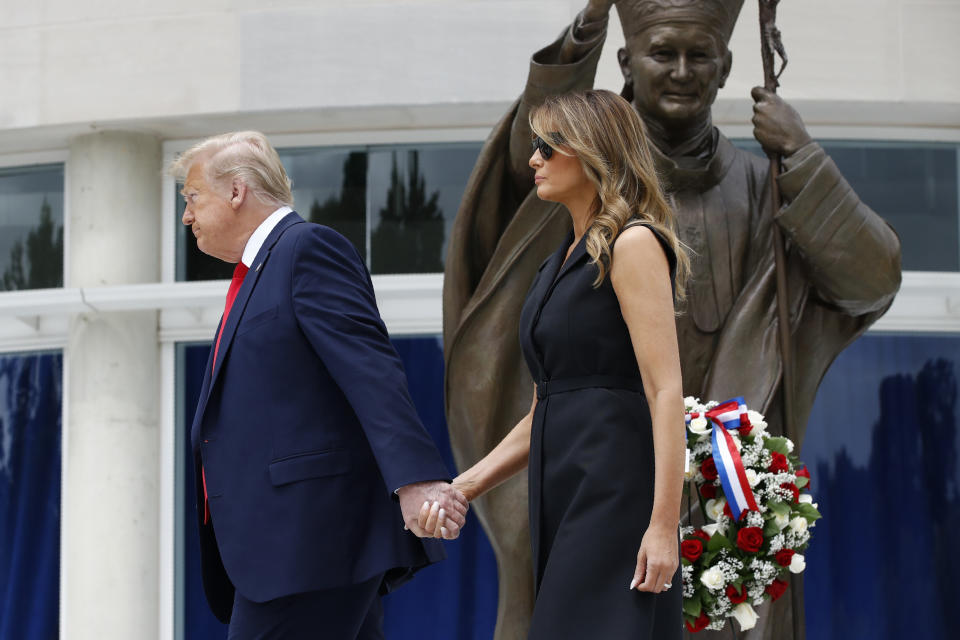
[619,22,732,125]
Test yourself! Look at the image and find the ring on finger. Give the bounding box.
[663,583,672,589]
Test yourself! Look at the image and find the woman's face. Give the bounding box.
[528,137,594,206]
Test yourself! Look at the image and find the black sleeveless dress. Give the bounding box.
[520,223,682,639]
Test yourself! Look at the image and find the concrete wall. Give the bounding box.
[1,0,957,153]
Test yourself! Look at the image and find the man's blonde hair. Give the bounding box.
[168,131,294,208]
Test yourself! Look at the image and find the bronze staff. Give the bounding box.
[758,3,803,639]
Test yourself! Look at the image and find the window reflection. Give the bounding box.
[0,165,65,291]
[369,145,480,274]
[733,140,959,272]
[176,143,480,282]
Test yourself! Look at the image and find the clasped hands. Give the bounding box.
[396,480,469,540]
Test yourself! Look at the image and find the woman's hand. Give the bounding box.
[630,523,679,594]
[416,476,478,538]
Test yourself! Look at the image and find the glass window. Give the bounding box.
[0,165,65,291]
[733,140,960,272]
[176,143,481,281]
[0,351,62,639]
[369,145,480,274]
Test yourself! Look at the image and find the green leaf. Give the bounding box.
[795,476,809,489]
[764,437,790,455]
[683,595,702,617]
[796,503,822,522]
[707,532,732,552]
[763,520,782,537]
[768,501,790,517]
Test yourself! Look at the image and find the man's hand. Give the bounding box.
[751,87,813,157]
[396,480,468,540]
[583,0,615,24]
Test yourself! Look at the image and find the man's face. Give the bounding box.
[619,22,732,126]
[180,161,243,263]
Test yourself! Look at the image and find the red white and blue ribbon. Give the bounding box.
[687,397,759,521]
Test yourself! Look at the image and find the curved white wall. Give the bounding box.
[1,0,957,153]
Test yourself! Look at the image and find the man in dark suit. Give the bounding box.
[170,131,468,639]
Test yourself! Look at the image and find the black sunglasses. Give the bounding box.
[531,135,559,160]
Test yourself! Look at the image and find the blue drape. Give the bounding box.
[0,352,62,640]
[803,334,960,638]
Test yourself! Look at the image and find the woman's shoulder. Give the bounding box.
[611,219,677,284]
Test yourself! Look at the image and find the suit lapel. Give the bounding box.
[191,212,305,436]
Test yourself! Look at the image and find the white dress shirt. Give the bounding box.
[241,206,294,268]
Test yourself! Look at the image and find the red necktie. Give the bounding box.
[203,261,250,524]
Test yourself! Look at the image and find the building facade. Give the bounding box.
[0,1,958,639]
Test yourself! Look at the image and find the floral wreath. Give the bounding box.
[680,397,821,633]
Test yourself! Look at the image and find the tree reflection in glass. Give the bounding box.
[0,165,64,292]
[372,150,445,274]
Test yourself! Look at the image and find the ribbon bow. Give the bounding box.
[686,397,759,521]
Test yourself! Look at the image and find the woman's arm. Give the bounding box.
[611,225,686,594]
[419,386,538,535]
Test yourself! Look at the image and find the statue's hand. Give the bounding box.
[583,0,615,23]
[751,86,813,157]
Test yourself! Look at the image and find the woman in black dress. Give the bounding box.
[423,89,688,638]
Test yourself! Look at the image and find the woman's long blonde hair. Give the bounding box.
[530,89,689,298]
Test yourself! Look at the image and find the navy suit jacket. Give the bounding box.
[191,212,449,623]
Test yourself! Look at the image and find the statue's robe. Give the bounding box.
[443,18,901,640]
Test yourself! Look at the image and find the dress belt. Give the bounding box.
[536,375,644,400]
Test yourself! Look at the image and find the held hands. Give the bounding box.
[751,87,813,157]
[396,480,469,540]
[630,523,679,594]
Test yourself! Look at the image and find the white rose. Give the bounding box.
[773,511,790,531]
[789,516,808,534]
[688,416,711,435]
[797,494,819,509]
[745,468,759,487]
[746,410,766,427]
[731,602,759,631]
[700,566,725,592]
[785,439,795,453]
[705,498,726,522]
[789,553,806,574]
[702,522,721,537]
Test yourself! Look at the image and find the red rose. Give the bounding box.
[768,451,789,474]
[738,424,753,437]
[796,465,811,488]
[681,539,704,562]
[781,482,800,503]
[685,611,710,633]
[701,457,718,482]
[692,528,711,542]
[726,583,748,604]
[774,549,795,567]
[766,579,789,601]
[736,526,764,553]
[700,483,717,500]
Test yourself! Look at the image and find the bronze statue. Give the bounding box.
[443,1,902,638]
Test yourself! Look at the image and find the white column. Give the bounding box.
[62,131,162,639]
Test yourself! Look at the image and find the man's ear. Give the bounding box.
[718,48,733,89]
[617,47,634,103]
[230,179,247,210]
